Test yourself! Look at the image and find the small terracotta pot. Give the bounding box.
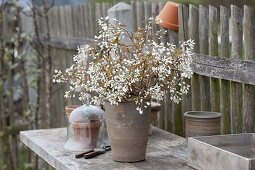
[72,120,102,150]
[65,105,80,119]
[184,111,221,138]
[150,102,161,123]
[156,1,179,31]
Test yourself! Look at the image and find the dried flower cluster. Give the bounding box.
[53,17,194,113]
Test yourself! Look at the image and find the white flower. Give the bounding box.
[53,16,194,114]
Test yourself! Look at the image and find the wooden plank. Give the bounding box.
[49,6,62,128]
[151,2,163,129]
[189,5,200,111]
[71,5,80,37]
[83,4,89,37]
[131,0,137,31]
[168,39,180,133]
[156,2,165,131]
[20,127,193,170]
[166,22,181,136]
[220,6,231,134]
[144,1,152,21]
[209,5,220,113]
[199,5,210,111]
[58,6,67,36]
[179,4,189,135]
[190,53,255,85]
[151,2,160,44]
[64,5,72,37]
[40,34,94,50]
[136,0,145,28]
[95,3,102,35]
[179,4,189,136]
[78,4,85,37]
[243,5,255,132]
[88,2,95,38]
[230,5,243,133]
[102,2,108,18]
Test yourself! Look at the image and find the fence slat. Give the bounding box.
[131,0,137,31]
[220,6,231,134]
[155,2,165,130]
[144,1,152,21]
[88,3,95,38]
[95,3,102,35]
[243,5,255,132]
[179,4,189,136]
[231,5,243,133]
[64,5,72,37]
[189,5,200,111]
[156,2,170,131]
[151,2,160,43]
[209,5,220,113]
[136,0,145,28]
[199,5,210,111]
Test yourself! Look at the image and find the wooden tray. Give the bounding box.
[188,133,255,170]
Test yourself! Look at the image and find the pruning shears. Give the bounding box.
[75,145,111,159]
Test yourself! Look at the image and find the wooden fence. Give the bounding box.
[42,1,255,137]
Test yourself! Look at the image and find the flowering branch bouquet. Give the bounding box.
[53,17,194,113]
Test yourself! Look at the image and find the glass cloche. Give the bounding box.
[64,94,107,152]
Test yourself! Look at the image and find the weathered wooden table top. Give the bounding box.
[20,127,194,170]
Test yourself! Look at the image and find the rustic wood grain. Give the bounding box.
[131,0,137,32]
[243,5,255,133]
[209,5,220,113]
[179,4,190,111]
[220,6,231,134]
[20,127,194,170]
[190,53,255,85]
[230,5,243,133]
[157,2,169,131]
[189,5,200,111]
[199,5,211,111]
[136,0,145,28]
[151,2,160,44]
[179,4,190,137]
[144,1,152,21]
[95,3,102,35]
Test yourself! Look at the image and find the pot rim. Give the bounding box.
[184,111,221,119]
[166,1,178,7]
[65,105,81,114]
[155,16,179,31]
[72,120,102,128]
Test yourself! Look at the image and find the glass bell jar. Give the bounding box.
[64,94,106,152]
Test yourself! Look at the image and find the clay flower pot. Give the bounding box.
[184,111,222,138]
[150,102,161,123]
[156,1,179,31]
[65,105,80,119]
[72,120,102,150]
[104,101,151,162]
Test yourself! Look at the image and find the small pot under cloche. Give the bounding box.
[64,94,105,152]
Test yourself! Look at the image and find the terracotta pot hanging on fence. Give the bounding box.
[156,1,179,31]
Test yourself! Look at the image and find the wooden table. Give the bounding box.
[20,127,194,170]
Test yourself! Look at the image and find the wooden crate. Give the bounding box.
[188,134,255,170]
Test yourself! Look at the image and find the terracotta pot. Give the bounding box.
[104,101,151,162]
[65,105,80,119]
[184,111,221,138]
[72,120,102,150]
[156,1,179,31]
[150,102,161,123]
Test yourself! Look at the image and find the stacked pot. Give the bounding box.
[64,104,105,151]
